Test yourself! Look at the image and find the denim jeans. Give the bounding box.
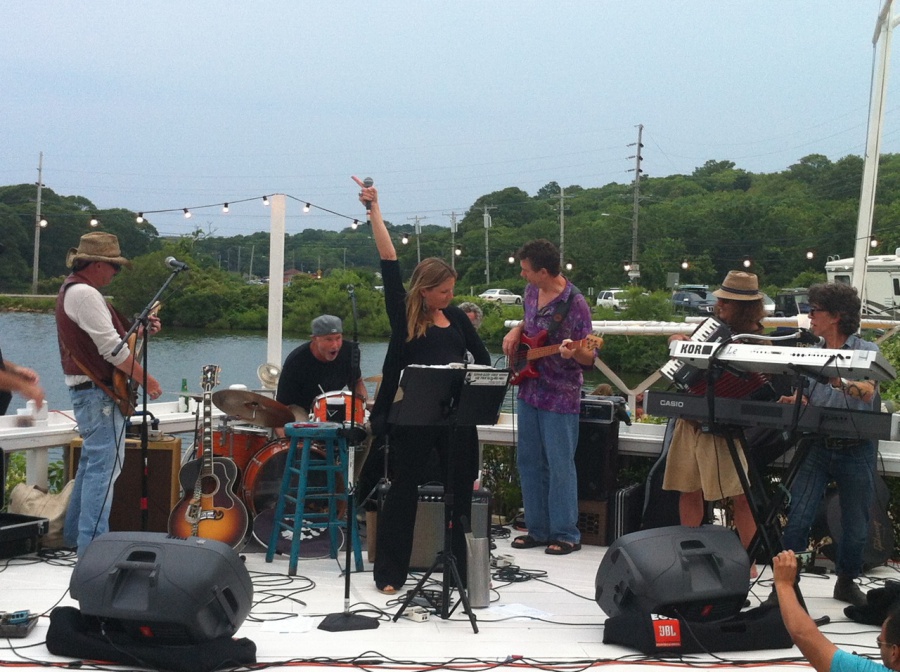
[516,402,580,544]
[63,387,126,555]
[782,438,876,578]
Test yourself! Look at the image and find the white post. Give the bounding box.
[267,194,286,371]
[853,0,897,304]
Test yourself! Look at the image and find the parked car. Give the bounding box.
[596,289,628,311]
[760,292,775,316]
[773,288,810,317]
[671,290,717,315]
[478,288,523,305]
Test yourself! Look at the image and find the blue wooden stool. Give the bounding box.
[265,422,363,576]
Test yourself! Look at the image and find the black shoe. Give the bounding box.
[761,588,779,609]
[833,576,867,607]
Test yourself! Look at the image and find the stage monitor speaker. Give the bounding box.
[70,532,253,644]
[595,525,749,622]
[575,416,619,501]
[69,436,181,533]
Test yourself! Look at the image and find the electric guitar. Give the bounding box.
[509,331,604,385]
[168,364,249,548]
[111,301,161,417]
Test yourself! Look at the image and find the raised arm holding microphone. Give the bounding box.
[354,177,491,595]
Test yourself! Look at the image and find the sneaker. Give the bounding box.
[833,576,867,607]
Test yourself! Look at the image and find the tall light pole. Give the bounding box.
[444,211,460,269]
[408,215,426,264]
[482,204,497,285]
[31,152,45,295]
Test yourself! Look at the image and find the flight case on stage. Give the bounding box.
[0,513,49,559]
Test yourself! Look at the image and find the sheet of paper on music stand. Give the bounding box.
[388,365,509,427]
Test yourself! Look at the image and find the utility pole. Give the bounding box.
[31,152,44,295]
[482,205,497,285]
[549,186,566,265]
[407,215,426,264]
[248,244,255,281]
[626,124,644,283]
[444,211,461,269]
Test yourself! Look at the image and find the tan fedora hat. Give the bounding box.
[66,232,132,269]
[713,270,763,301]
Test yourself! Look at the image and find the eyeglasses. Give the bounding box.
[877,637,896,648]
[108,263,122,274]
[808,307,823,316]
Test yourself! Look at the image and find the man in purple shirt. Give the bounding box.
[502,239,596,555]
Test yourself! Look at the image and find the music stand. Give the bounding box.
[389,365,509,634]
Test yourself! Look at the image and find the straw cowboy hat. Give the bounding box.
[713,270,763,301]
[65,232,132,269]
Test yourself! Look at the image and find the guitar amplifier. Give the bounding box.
[69,436,181,533]
[366,486,491,569]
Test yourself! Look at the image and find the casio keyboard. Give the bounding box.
[645,390,892,441]
[668,340,897,382]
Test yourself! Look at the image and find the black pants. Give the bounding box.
[373,424,478,590]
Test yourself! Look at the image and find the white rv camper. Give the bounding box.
[825,250,900,316]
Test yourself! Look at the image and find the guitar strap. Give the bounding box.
[546,285,581,339]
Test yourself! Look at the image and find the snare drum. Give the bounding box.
[211,425,270,473]
[311,390,367,425]
[240,437,346,519]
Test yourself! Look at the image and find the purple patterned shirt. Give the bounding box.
[517,280,594,414]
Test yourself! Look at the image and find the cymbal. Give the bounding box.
[211,389,294,428]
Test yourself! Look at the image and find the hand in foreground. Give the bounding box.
[352,176,378,207]
[773,550,798,588]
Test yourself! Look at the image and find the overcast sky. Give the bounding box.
[1,1,896,239]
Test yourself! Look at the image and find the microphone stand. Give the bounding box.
[112,265,184,531]
[319,284,379,632]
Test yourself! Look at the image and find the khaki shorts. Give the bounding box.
[662,419,749,500]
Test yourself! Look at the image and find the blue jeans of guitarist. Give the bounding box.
[516,402,581,545]
[64,386,126,555]
[782,438,876,579]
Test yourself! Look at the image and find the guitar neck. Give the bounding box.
[201,391,212,477]
[524,337,595,362]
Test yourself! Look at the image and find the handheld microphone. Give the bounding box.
[362,177,374,217]
[165,256,190,271]
[795,328,824,347]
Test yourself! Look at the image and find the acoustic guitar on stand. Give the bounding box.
[168,364,249,548]
[111,300,161,417]
[509,332,604,385]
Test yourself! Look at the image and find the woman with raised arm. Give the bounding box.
[356,178,491,594]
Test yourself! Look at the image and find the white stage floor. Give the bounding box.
[2,524,897,671]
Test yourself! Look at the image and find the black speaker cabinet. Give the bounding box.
[366,486,490,569]
[70,532,253,644]
[575,417,619,501]
[69,436,181,533]
[595,525,749,622]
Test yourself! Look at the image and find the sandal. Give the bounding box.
[377,585,398,595]
[511,534,548,549]
[545,541,581,555]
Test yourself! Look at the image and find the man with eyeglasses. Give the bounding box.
[56,232,162,557]
[774,550,900,672]
[777,283,881,607]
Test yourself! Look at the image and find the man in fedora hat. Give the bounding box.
[56,231,163,556]
[662,270,768,576]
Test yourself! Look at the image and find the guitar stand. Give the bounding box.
[385,365,509,635]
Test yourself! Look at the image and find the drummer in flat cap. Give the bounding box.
[274,314,367,432]
[56,232,162,556]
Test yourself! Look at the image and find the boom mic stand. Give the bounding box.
[112,264,184,531]
[319,284,379,632]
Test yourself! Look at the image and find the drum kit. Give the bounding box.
[199,388,369,552]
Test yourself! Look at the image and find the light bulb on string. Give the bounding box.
[222,203,229,213]
[806,250,814,260]
[872,238,880,249]
[136,213,144,224]
[351,220,359,230]
[401,234,409,245]
[565,262,573,271]
[681,259,689,270]
[262,195,270,206]
[304,203,311,213]
[742,255,752,268]
[508,254,516,264]
[183,208,192,219]
[89,216,98,227]
[455,245,462,257]
[39,217,48,228]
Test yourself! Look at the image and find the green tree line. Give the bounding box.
[5,151,900,311]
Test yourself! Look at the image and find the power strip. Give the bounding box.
[0,611,36,638]
[494,553,515,568]
[401,606,429,622]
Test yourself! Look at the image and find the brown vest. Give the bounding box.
[56,273,128,383]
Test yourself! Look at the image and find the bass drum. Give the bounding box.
[241,437,347,552]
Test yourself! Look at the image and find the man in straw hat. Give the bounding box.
[662,270,768,577]
[56,232,162,556]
